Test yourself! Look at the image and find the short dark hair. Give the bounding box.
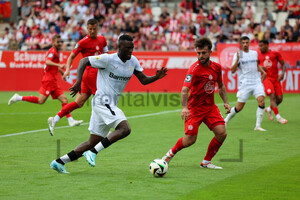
[87,18,98,26]
[194,37,212,50]
[259,39,269,45]
[240,36,250,42]
[119,34,133,42]
[52,34,61,42]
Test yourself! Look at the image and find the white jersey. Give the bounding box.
[89,53,143,106]
[232,50,261,86]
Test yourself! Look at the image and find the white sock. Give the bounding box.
[224,107,237,123]
[256,107,264,127]
[67,116,74,124]
[94,142,105,153]
[168,149,174,156]
[18,96,23,101]
[202,160,211,164]
[267,106,272,112]
[276,114,282,120]
[60,154,71,164]
[53,115,61,124]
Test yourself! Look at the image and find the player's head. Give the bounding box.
[258,39,269,53]
[52,35,63,50]
[87,18,98,39]
[194,37,212,65]
[240,36,250,52]
[118,34,134,61]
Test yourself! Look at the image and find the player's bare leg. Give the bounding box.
[8,93,48,105]
[83,120,131,167]
[266,94,287,124]
[224,102,245,126]
[201,125,226,169]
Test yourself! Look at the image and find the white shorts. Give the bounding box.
[237,83,265,103]
[88,103,127,137]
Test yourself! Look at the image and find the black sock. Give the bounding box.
[234,107,239,113]
[259,105,265,109]
[67,150,81,161]
[56,158,64,165]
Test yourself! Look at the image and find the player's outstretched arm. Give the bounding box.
[69,57,90,97]
[134,67,168,85]
[218,82,230,114]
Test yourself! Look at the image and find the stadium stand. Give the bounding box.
[0,0,299,51]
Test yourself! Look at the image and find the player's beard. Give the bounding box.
[199,57,209,65]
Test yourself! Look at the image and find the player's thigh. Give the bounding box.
[56,93,68,103]
[51,87,65,100]
[274,81,283,96]
[184,112,205,136]
[253,82,265,100]
[237,86,253,103]
[263,78,275,96]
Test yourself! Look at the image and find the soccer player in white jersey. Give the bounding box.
[224,36,267,131]
[50,34,168,173]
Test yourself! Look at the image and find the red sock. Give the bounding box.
[62,103,72,118]
[22,96,38,104]
[57,102,79,118]
[204,137,223,161]
[171,137,184,154]
[272,107,279,115]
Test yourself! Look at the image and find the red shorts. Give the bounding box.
[263,78,283,96]
[185,105,225,135]
[39,81,64,99]
[81,67,97,95]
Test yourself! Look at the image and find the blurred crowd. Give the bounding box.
[0,0,299,51]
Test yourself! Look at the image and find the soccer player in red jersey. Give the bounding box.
[162,37,230,169]
[258,39,288,124]
[8,35,80,129]
[47,19,109,135]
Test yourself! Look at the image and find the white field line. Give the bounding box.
[1,100,256,138]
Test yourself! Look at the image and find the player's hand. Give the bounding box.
[156,67,168,79]
[224,103,231,114]
[278,73,284,81]
[261,72,267,82]
[181,107,190,121]
[59,64,66,69]
[69,81,81,97]
[62,69,70,81]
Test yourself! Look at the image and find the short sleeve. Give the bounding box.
[72,42,83,55]
[88,54,109,69]
[133,56,143,72]
[183,66,194,89]
[46,49,56,62]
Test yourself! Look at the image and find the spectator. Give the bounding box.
[69,26,80,42]
[226,34,237,43]
[25,29,41,50]
[228,13,236,25]
[245,1,254,20]
[270,20,278,35]
[150,21,164,36]
[126,21,139,38]
[192,0,203,14]
[288,0,300,19]
[273,0,288,12]
[145,33,155,50]
[0,32,9,50]
[234,0,244,20]
[21,0,32,20]
[242,26,254,41]
[160,7,170,24]
[221,0,233,18]
[274,33,286,43]
[129,1,141,15]
[179,0,194,12]
[221,19,234,39]
[261,8,273,21]
[251,33,260,43]
[284,19,293,31]
[286,28,296,41]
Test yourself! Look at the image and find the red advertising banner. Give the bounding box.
[0,50,299,93]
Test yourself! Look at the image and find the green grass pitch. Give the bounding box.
[0,92,299,200]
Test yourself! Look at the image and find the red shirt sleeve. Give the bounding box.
[183,66,194,89]
[72,41,84,56]
[217,64,222,84]
[46,48,57,62]
[276,51,284,63]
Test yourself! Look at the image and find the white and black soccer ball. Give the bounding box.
[149,159,168,177]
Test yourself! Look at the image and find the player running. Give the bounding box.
[258,39,287,124]
[162,37,230,169]
[224,36,267,131]
[8,35,81,128]
[48,18,109,136]
[50,34,168,173]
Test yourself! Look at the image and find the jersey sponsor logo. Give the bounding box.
[109,72,131,81]
[128,66,133,72]
[114,66,118,69]
[204,81,215,94]
[74,43,79,50]
[184,74,192,82]
[48,53,53,58]
[240,59,257,64]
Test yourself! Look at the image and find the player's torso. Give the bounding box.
[238,50,260,84]
[189,61,220,107]
[258,50,279,80]
[43,47,59,82]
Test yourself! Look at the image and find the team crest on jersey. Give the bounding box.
[263,56,272,68]
[114,66,118,69]
[209,75,213,80]
[74,43,79,50]
[204,81,215,94]
[188,125,193,130]
[48,53,53,58]
[96,46,99,50]
[96,55,101,60]
[185,74,192,82]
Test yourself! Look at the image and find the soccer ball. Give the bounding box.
[149,159,168,177]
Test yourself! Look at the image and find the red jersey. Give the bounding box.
[275,0,288,11]
[42,47,60,82]
[258,50,284,81]
[72,34,107,81]
[183,60,222,110]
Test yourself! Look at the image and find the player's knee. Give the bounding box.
[121,126,131,137]
[38,99,46,104]
[76,101,85,108]
[185,137,196,147]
